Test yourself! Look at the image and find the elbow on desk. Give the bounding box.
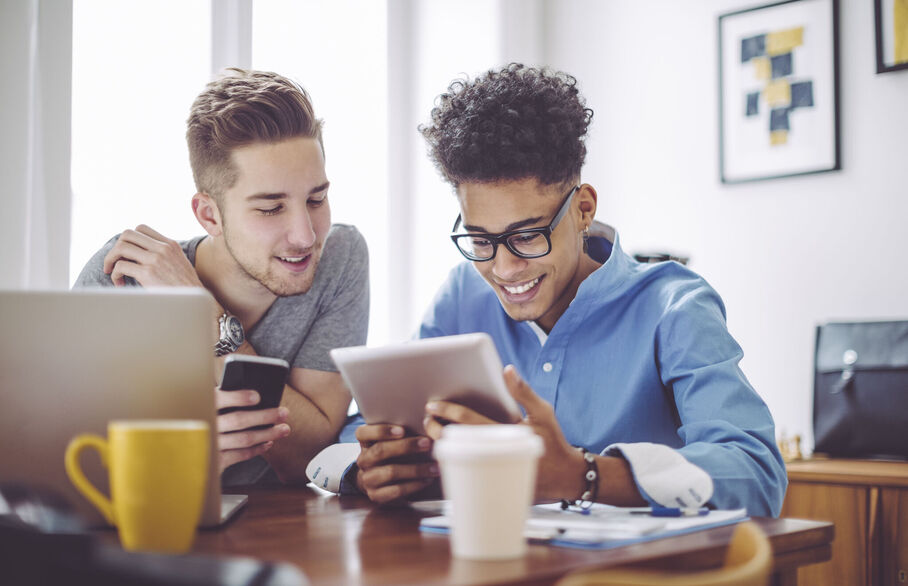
[265,437,336,486]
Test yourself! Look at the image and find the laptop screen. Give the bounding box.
[0,288,228,526]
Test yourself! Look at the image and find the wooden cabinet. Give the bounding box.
[781,459,908,586]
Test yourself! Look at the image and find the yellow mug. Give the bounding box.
[65,419,210,553]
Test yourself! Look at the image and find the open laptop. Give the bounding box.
[0,288,246,527]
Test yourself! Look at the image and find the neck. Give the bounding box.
[195,237,276,329]
[534,253,602,334]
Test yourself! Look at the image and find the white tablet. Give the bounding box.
[330,333,522,436]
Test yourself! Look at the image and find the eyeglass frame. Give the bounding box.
[449,185,580,262]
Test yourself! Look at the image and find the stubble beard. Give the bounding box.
[223,231,323,297]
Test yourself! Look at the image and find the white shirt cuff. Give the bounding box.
[306,442,362,493]
[604,442,713,508]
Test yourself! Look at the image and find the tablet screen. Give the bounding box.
[331,333,522,435]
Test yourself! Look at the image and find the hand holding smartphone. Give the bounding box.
[218,355,289,431]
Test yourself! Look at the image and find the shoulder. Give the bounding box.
[305,224,369,295]
[319,224,367,270]
[627,263,733,346]
[325,224,367,255]
[601,250,725,320]
[72,234,122,288]
[180,236,206,264]
[641,262,726,320]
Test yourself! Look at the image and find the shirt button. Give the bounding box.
[542,362,553,373]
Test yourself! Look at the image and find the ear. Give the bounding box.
[192,192,223,237]
[575,184,598,230]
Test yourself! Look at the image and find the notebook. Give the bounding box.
[0,288,246,528]
[417,501,748,550]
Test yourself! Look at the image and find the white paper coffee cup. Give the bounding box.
[433,424,543,560]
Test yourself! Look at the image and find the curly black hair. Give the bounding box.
[419,63,593,189]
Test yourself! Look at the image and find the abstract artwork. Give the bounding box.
[719,0,840,183]
[876,0,908,73]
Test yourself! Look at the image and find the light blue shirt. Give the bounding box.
[414,231,786,517]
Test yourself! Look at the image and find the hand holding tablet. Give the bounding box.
[330,333,521,436]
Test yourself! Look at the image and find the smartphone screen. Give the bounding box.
[218,355,289,429]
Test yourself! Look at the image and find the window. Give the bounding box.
[70,0,504,345]
[252,0,390,343]
[70,0,211,283]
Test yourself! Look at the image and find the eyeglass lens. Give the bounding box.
[455,232,549,260]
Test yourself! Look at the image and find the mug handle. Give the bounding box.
[64,433,115,524]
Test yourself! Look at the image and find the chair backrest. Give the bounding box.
[555,521,771,586]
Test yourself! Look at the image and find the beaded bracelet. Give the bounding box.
[560,447,600,512]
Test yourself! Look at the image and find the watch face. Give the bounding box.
[227,317,245,344]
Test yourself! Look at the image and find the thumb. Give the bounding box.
[503,365,550,419]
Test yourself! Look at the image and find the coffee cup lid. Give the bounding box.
[434,424,543,459]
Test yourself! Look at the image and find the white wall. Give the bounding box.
[545,0,908,450]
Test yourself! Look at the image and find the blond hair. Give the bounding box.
[186,68,323,202]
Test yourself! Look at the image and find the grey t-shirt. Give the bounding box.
[73,223,370,484]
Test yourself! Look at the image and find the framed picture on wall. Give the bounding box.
[718,0,840,183]
[875,0,908,73]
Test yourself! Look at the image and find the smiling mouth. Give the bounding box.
[276,253,313,272]
[500,276,542,296]
[278,255,309,263]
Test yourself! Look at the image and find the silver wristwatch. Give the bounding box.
[215,313,245,357]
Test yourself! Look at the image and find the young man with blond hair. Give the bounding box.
[75,69,368,485]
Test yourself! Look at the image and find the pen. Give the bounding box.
[559,500,592,515]
[629,507,709,517]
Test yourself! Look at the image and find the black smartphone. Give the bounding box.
[218,355,289,430]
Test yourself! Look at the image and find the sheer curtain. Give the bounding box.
[0,0,72,290]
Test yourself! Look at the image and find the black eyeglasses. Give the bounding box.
[450,186,579,262]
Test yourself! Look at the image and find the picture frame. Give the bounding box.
[875,0,908,73]
[718,0,840,184]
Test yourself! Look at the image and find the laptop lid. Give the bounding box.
[0,288,243,527]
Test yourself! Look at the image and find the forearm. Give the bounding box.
[548,452,647,506]
[264,384,345,484]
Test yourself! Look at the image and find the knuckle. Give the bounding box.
[220,413,241,430]
[356,452,373,471]
[360,470,377,489]
[235,431,254,447]
[370,441,388,460]
[377,467,395,484]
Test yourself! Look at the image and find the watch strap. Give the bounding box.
[214,313,243,357]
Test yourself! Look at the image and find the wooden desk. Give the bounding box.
[782,458,908,586]
[184,487,833,586]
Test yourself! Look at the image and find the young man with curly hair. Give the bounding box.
[74,69,369,486]
[322,63,785,516]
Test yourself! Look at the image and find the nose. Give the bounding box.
[287,207,317,249]
[490,245,528,281]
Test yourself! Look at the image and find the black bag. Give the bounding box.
[813,321,908,459]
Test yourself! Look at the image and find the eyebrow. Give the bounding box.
[245,181,331,202]
[463,214,545,233]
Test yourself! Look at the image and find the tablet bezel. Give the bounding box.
[330,333,522,436]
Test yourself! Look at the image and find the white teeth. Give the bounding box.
[503,277,540,295]
[280,256,305,263]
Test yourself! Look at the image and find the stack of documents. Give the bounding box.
[417,501,748,550]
